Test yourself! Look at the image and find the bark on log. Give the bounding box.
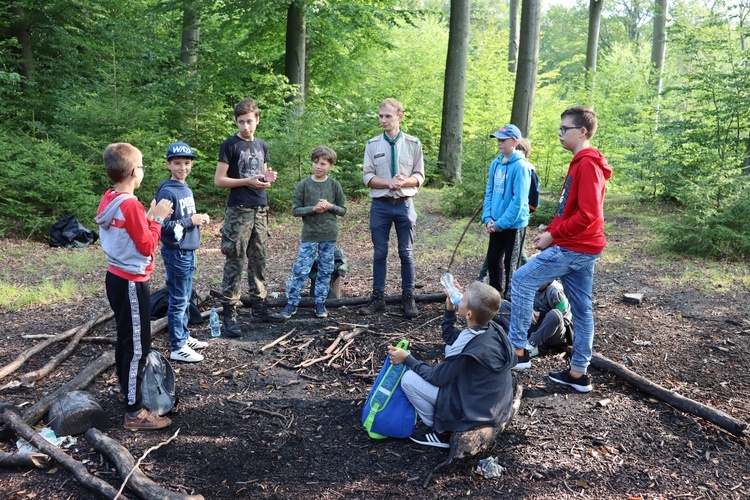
[590,352,747,436]
[0,405,124,499]
[85,428,204,500]
[242,292,446,308]
[0,310,113,380]
[0,451,51,468]
[20,351,115,427]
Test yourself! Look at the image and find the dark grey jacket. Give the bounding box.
[404,311,517,433]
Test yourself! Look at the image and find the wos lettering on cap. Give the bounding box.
[166,142,197,160]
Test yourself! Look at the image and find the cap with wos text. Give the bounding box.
[489,125,522,141]
[166,142,197,160]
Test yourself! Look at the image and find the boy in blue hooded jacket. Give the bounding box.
[481,124,532,300]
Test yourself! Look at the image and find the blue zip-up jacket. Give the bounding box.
[481,151,532,231]
[154,179,201,251]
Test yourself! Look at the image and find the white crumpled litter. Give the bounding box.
[476,455,505,479]
[16,427,64,453]
[270,292,280,299]
[632,339,652,346]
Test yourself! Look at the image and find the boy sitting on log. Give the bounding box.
[387,281,516,448]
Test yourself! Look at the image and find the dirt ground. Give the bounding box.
[1,198,749,499]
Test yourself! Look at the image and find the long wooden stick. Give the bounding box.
[590,352,747,436]
[0,309,113,380]
[0,405,123,499]
[447,203,483,272]
[260,328,297,352]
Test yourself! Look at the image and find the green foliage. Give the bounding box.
[660,188,750,260]
[0,130,100,238]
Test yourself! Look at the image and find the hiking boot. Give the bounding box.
[272,303,297,321]
[548,370,593,393]
[402,291,419,319]
[170,344,204,363]
[123,409,172,430]
[409,428,452,449]
[222,305,242,338]
[512,350,531,370]
[358,290,385,316]
[250,299,273,321]
[186,336,208,350]
[314,303,328,318]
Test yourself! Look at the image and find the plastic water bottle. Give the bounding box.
[441,273,462,306]
[209,307,221,337]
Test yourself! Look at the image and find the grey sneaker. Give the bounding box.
[359,290,385,316]
[402,291,419,319]
[222,305,242,338]
[314,303,328,318]
[273,303,297,321]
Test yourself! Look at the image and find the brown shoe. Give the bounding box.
[124,409,172,430]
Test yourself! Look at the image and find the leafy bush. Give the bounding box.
[0,131,100,239]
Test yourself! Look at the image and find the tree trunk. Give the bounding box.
[180,0,201,66]
[438,0,470,184]
[10,6,35,87]
[650,0,668,128]
[585,0,604,99]
[510,0,542,136]
[285,1,306,104]
[507,0,520,73]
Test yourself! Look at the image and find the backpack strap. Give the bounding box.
[363,339,409,438]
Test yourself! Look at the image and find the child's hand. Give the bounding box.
[149,199,173,220]
[191,213,210,226]
[313,199,332,213]
[249,175,271,189]
[486,220,497,233]
[531,310,540,325]
[387,346,409,365]
[264,168,277,183]
[534,232,553,250]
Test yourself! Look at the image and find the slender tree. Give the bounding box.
[180,0,201,66]
[585,0,604,99]
[439,0,470,184]
[508,0,520,73]
[285,1,306,104]
[649,0,668,94]
[510,0,542,136]
[10,6,34,87]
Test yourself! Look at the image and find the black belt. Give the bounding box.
[375,196,411,203]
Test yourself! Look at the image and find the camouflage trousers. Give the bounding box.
[286,241,335,307]
[220,205,268,305]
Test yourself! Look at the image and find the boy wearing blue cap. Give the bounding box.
[155,142,211,363]
[481,124,532,300]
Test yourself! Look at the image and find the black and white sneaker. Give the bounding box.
[186,335,208,349]
[512,349,531,370]
[548,370,593,393]
[170,344,204,363]
[314,303,328,318]
[409,428,452,448]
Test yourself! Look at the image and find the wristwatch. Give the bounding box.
[153,216,164,224]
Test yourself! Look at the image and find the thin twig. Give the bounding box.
[447,203,483,271]
[116,428,180,499]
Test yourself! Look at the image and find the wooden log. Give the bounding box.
[590,352,747,436]
[0,405,124,499]
[0,450,51,468]
[241,292,446,308]
[47,391,109,436]
[0,310,112,381]
[85,428,204,500]
[19,351,115,427]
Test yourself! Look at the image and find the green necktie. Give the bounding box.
[384,131,403,178]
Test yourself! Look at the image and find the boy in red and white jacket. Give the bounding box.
[95,142,173,430]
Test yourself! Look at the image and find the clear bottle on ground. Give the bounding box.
[210,307,221,337]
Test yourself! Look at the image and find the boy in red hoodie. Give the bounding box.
[95,143,174,429]
[507,106,612,393]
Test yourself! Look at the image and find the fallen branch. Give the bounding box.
[241,292,446,308]
[590,352,747,436]
[295,354,333,368]
[2,311,108,392]
[325,328,365,355]
[19,351,115,427]
[0,450,51,468]
[327,339,356,367]
[260,328,297,352]
[0,309,113,381]
[85,428,202,500]
[0,404,124,499]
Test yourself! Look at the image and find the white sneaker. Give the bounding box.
[186,335,208,349]
[170,344,204,363]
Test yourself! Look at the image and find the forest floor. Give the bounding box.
[0,193,749,499]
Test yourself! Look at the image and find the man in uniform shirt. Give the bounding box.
[359,98,425,318]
